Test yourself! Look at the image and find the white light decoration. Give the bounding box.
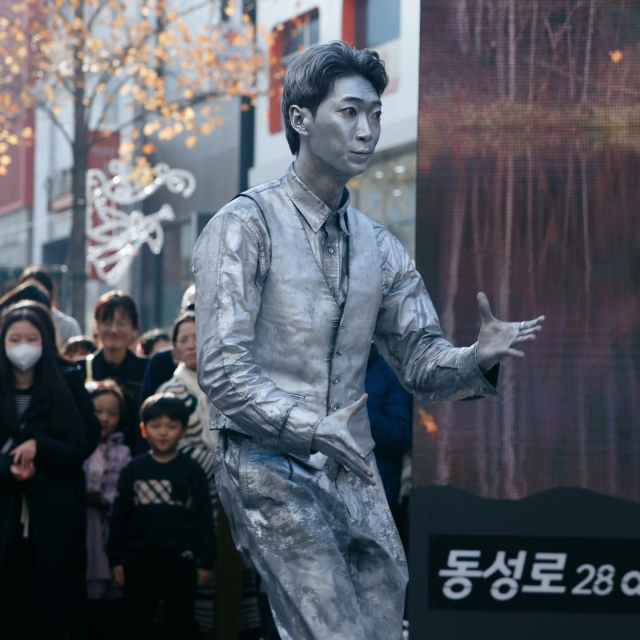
[86,159,196,285]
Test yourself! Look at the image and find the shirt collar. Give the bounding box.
[281,163,351,235]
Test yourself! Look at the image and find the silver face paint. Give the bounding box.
[301,75,382,181]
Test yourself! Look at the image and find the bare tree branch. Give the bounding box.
[528,0,538,103]
[169,0,217,24]
[37,99,74,147]
[102,88,237,138]
[87,0,112,30]
[85,0,214,105]
[582,0,597,104]
[87,78,133,145]
[508,0,516,103]
[535,59,640,98]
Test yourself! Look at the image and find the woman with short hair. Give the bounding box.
[77,290,148,453]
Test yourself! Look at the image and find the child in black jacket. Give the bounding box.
[107,393,215,639]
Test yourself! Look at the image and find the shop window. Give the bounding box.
[348,151,416,259]
[158,222,194,327]
[269,9,320,134]
[343,0,400,49]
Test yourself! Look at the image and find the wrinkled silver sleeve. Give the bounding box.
[193,202,323,456]
[372,223,499,402]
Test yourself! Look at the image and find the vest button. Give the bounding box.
[332,376,340,384]
[330,403,338,411]
[328,247,335,254]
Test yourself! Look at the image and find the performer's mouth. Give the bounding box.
[350,150,372,160]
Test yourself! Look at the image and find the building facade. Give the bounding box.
[32,107,125,328]
[137,95,243,331]
[27,0,418,333]
[0,2,35,297]
[0,110,34,294]
[30,0,252,331]
[250,0,420,258]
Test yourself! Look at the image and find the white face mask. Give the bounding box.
[6,344,43,372]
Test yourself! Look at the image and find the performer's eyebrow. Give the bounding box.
[340,96,383,107]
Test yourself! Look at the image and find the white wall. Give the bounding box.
[249,0,420,187]
[376,0,420,153]
[32,108,74,266]
[0,209,30,266]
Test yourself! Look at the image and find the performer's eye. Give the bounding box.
[340,107,357,117]
[372,111,382,121]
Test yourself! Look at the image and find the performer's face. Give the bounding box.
[302,74,382,179]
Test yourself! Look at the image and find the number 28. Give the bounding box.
[571,564,615,596]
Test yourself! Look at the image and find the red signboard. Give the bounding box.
[0,110,35,217]
[88,132,120,174]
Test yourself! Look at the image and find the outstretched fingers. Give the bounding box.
[517,326,542,337]
[511,334,537,348]
[347,454,376,486]
[341,434,375,485]
[477,292,495,323]
[520,315,545,330]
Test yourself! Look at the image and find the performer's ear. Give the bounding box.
[289,105,309,138]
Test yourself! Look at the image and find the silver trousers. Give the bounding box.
[213,430,408,640]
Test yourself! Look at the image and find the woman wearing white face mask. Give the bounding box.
[0,305,88,638]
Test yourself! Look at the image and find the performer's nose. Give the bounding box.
[356,118,373,143]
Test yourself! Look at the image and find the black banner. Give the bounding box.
[429,534,640,614]
[409,486,640,639]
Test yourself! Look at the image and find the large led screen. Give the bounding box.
[411,2,640,637]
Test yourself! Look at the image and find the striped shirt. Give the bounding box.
[15,389,32,422]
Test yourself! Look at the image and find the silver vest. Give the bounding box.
[240,180,383,462]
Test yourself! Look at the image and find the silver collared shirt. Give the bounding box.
[282,166,350,308]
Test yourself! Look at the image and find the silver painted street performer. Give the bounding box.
[193,41,544,640]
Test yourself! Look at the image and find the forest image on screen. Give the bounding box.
[414,0,640,503]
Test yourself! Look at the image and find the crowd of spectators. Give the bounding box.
[0,266,412,639]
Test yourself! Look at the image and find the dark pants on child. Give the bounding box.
[124,554,198,639]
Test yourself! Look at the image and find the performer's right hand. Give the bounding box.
[311,394,376,486]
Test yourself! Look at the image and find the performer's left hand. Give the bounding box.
[311,395,376,486]
[475,292,545,371]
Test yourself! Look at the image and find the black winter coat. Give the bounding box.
[59,361,102,610]
[60,362,101,459]
[0,380,89,629]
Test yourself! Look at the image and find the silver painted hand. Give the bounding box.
[475,292,545,371]
[311,394,376,486]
